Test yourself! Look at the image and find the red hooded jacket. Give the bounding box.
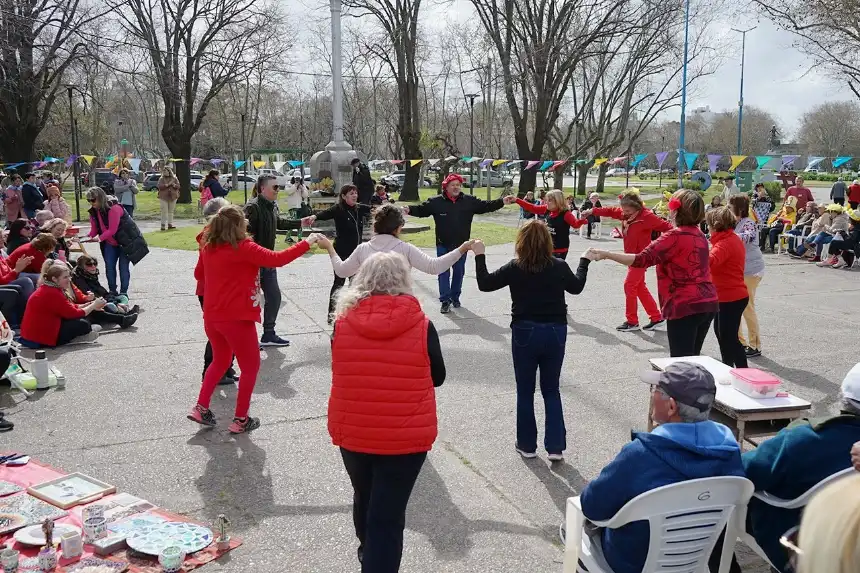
[592,206,673,254]
[708,230,748,303]
[329,294,437,455]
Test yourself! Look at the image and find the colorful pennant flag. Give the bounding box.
[806,156,825,170]
[65,155,78,167]
[610,156,626,165]
[409,159,422,167]
[272,161,287,172]
[683,152,698,171]
[755,155,772,170]
[594,158,609,167]
[707,154,722,173]
[287,160,304,168]
[630,153,648,168]
[479,158,493,168]
[492,159,507,167]
[655,152,669,168]
[233,160,246,169]
[444,156,459,163]
[210,158,224,166]
[42,156,61,163]
[781,155,800,168]
[391,160,404,165]
[189,158,202,166]
[551,160,567,170]
[147,157,162,166]
[729,155,747,171]
[252,160,266,169]
[460,156,472,163]
[525,160,541,170]
[506,160,523,167]
[81,155,96,166]
[168,158,184,162]
[427,159,441,166]
[127,158,142,172]
[538,160,554,171]
[833,156,852,168]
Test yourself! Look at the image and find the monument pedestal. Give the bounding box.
[310,140,358,194]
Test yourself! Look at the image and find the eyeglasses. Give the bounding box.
[85,262,97,267]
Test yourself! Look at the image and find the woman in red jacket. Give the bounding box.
[588,190,719,357]
[20,260,107,348]
[705,207,749,368]
[515,189,586,259]
[329,251,445,573]
[583,191,673,331]
[7,233,56,274]
[190,205,323,434]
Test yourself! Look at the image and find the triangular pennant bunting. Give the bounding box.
[594,158,609,167]
[409,159,422,167]
[755,155,772,170]
[833,156,852,169]
[806,156,825,170]
[525,160,541,170]
[729,155,747,171]
[781,155,800,168]
[683,152,698,171]
[630,154,648,168]
[655,152,669,168]
[707,154,722,173]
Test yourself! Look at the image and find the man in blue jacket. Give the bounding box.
[741,363,860,571]
[579,362,744,573]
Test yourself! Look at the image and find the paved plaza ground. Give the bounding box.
[2,230,857,572]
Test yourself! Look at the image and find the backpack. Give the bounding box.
[200,185,213,206]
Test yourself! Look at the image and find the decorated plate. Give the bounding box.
[0,512,26,534]
[126,521,213,556]
[13,523,81,546]
[0,480,23,497]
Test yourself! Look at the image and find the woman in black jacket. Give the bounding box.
[301,184,371,322]
[202,170,228,198]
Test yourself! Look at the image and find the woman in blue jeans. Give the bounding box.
[474,221,594,462]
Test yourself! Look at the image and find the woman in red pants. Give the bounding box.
[190,204,323,433]
[515,190,587,260]
[582,191,672,332]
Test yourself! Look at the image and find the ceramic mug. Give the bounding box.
[61,529,83,559]
[37,546,57,571]
[81,504,104,522]
[83,516,107,543]
[1,548,19,573]
[158,545,185,573]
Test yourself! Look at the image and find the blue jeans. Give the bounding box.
[511,321,567,453]
[102,242,130,295]
[122,204,134,218]
[809,233,834,257]
[436,245,466,303]
[786,228,805,251]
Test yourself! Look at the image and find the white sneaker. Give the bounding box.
[547,452,565,462]
[69,324,101,345]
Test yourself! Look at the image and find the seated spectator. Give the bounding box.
[369,183,393,207]
[751,184,775,226]
[580,192,602,238]
[812,204,850,266]
[40,218,70,261]
[5,219,32,254]
[19,260,106,348]
[795,473,860,573]
[824,207,860,269]
[790,204,827,258]
[567,194,578,216]
[579,362,743,573]
[760,195,797,252]
[34,209,53,227]
[66,270,138,329]
[701,195,723,235]
[8,233,56,274]
[45,184,70,222]
[72,255,139,320]
[520,191,538,219]
[741,363,860,571]
[785,202,817,253]
[0,231,35,328]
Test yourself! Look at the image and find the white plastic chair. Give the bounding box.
[562,476,754,573]
[579,221,603,239]
[738,467,856,569]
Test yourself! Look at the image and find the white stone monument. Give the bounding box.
[310,0,358,193]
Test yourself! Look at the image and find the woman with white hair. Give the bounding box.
[792,473,860,573]
[580,192,602,239]
[328,251,445,572]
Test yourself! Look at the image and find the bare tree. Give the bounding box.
[798,101,860,160]
[0,0,97,164]
[343,0,423,200]
[469,0,628,194]
[115,0,282,202]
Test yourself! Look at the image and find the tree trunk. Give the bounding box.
[553,166,565,191]
[577,164,588,196]
[164,133,193,203]
[0,130,37,168]
[596,163,608,194]
[398,132,422,201]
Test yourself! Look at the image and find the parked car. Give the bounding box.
[219,173,256,191]
[461,169,514,188]
[605,167,628,176]
[381,170,433,187]
[142,173,161,191]
[189,173,203,190]
[80,169,116,191]
[288,168,312,184]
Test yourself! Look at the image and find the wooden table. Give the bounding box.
[648,355,812,450]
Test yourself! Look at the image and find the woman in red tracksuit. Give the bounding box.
[582,192,672,332]
[189,205,322,434]
[515,190,587,260]
[589,190,719,358]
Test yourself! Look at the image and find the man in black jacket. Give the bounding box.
[404,173,515,313]
[351,158,375,206]
[21,172,44,218]
[244,175,291,347]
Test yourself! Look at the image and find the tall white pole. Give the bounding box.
[330,0,345,145]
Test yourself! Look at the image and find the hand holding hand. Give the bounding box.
[458,239,475,254]
[85,292,95,302]
[503,195,516,205]
[582,248,602,261]
[317,235,333,250]
[471,239,486,255]
[304,233,322,245]
[94,297,107,310]
[301,215,316,227]
[581,209,593,217]
[14,256,33,272]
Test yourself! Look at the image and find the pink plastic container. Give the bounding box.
[730,368,781,398]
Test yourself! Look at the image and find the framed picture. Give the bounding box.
[27,473,117,510]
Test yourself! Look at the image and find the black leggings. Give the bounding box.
[0,287,22,326]
[329,274,347,318]
[198,295,235,379]
[829,238,859,266]
[714,298,748,368]
[666,312,714,357]
[56,318,92,346]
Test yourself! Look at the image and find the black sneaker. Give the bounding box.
[187,405,217,427]
[217,374,236,386]
[745,346,762,358]
[440,301,452,314]
[260,333,290,347]
[642,319,665,331]
[515,443,537,459]
[228,416,261,434]
[452,300,462,308]
[616,321,640,332]
[0,413,13,432]
[120,313,138,329]
[357,546,363,564]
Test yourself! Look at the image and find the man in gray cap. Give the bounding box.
[578,362,744,573]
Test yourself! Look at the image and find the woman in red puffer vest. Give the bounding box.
[328,250,446,573]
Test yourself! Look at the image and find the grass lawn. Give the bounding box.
[143,218,518,252]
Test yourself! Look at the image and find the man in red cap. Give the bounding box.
[404,173,515,313]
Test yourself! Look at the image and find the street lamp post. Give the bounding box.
[626,129,632,188]
[66,85,81,221]
[465,93,479,195]
[659,135,665,189]
[573,119,579,195]
[732,26,756,155]
[241,113,248,203]
[678,0,691,187]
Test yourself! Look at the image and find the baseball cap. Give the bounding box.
[842,363,860,407]
[641,362,716,412]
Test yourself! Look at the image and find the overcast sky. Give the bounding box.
[288,0,853,142]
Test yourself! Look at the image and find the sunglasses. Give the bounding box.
[85,261,98,267]
[272,185,280,191]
